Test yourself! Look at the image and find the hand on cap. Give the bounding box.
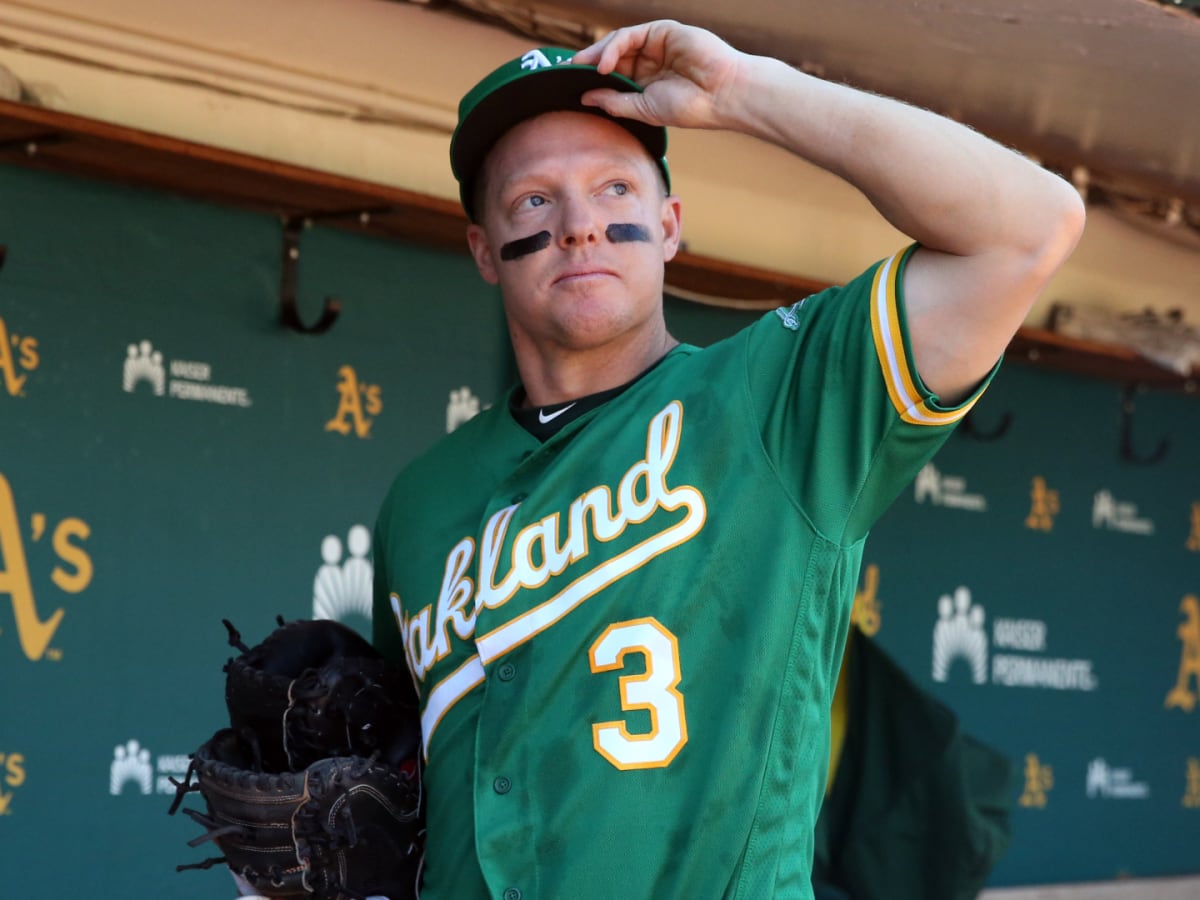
[574,20,743,131]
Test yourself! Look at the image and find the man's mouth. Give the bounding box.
[554,267,616,285]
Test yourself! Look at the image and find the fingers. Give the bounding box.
[574,20,673,77]
[571,29,618,70]
[573,26,635,73]
[579,87,653,124]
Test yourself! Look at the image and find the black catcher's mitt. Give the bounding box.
[169,617,423,900]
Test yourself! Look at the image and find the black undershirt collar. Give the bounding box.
[510,351,676,442]
[511,382,629,442]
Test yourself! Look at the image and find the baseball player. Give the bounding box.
[372,19,1083,900]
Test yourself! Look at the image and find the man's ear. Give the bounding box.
[467,224,500,285]
[660,195,683,263]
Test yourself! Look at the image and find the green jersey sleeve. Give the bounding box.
[744,244,997,544]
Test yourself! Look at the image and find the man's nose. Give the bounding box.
[557,193,601,248]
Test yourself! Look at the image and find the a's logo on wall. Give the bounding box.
[1025,476,1060,531]
[1019,753,1053,808]
[121,339,252,407]
[1092,489,1154,535]
[0,316,39,398]
[0,751,25,815]
[109,739,191,796]
[446,386,482,433]
[0,246,39,398]
[914,463,987,511]
[1165,594,1200,713]
[932,586,988,683]
[930,585,1097,691]
[325,365,382,438]
[313,524,373,623]
[1187,503,1200,552]
[1086,758,1149,799]
[851,563,882,636]
[1184,758,1200,808]
[0,472,93,662]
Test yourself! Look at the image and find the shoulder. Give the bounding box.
[377,401,514,520]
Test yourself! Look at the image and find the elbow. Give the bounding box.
[1030,173,1087,274]
[1054,178,1087,254]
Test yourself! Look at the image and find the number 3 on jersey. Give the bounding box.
[589,617,688,770]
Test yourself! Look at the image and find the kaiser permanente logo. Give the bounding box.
[1087,758,1149,800]
[914,463,987,511]
[109,739,190,797]
[1092,488,1153,535]
[932,585,1098,691]
[313,524,372,623]
[447,386,482,433]
[122,339,252,407]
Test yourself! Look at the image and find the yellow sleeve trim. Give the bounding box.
[869,249,979,426]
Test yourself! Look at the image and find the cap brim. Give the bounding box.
[452,65,667,220]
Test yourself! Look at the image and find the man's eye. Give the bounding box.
[608,183,629,196]
[519,195,546,210]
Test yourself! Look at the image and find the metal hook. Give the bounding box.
[959,408,1012,440]
[279,218,340,334]
[1119,384,1168,465]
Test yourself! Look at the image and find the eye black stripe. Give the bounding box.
[605,223,652,244]
[500,231,552,261]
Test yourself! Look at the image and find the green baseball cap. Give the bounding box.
[450,47,670,221]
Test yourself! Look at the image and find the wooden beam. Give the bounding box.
[0,98,1195,391]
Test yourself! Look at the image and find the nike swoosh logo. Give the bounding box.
[538,402,576,424]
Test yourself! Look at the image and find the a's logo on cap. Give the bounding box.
[520,49,571,70]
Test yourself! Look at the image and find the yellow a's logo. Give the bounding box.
[0,316,39,398]
[324,365,382,439]
[1186,503,1200,553]
[1025,476,1060,531]
[1184,758,1200,808]
[852,563,882,636]
[0,751,24,815]
[1165,595,1200,713]
[1019,753,1054,807]
[0,473,93,661]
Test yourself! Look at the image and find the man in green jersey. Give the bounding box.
[373,19,1084,900]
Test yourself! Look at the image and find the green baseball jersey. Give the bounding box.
[373,245,993,900]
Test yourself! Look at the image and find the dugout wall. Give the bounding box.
[1,158,1198,897]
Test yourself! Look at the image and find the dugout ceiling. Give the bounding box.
[431,0,1200,209]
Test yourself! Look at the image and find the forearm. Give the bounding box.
[576,19,1084,400]
[718,54,1079,260]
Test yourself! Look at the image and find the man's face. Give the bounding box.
[466,111,682,359]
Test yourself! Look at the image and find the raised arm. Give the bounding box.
[575,20,1085,404]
